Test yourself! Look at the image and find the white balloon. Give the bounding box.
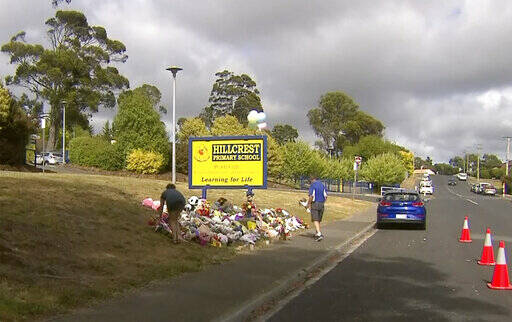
[257,112,266,122]
[247,110,259,122]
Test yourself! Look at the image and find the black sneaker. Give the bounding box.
[315,234,324,242]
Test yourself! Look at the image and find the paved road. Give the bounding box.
[270,175,512,321]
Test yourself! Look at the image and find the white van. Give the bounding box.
[457,173,467,181]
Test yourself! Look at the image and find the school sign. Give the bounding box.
[188,135,268,189]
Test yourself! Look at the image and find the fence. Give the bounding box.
[299,177,374,194]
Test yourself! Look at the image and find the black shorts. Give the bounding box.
[311,202,325,222]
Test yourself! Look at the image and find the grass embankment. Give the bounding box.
[0,171,371,321]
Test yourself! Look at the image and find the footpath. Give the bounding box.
[51,206,376,322]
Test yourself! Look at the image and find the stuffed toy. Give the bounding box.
[298,198,311,213]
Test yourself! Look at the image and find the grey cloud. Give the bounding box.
[2,0,512,163]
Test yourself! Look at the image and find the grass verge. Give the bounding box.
[0,171,372,321]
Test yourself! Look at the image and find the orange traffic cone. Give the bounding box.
[459,216,472,243]
[487,241,512,290]
[478,228,495,265]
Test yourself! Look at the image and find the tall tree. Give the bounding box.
[449,156,465,170]
[118,83,166,114]
[201,70,262,127]
[113,86,169,167]
[342,135,403,161]
[1,10,129,150]
[271,124,298,145]
[52,0,72,6]
[482,154,502,170]
[342,111,384,145]
[307,91,384,155]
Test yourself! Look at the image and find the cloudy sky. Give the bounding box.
[2,0,512,163]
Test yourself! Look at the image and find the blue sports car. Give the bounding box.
[377,191,426,230]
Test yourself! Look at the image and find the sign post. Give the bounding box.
[189,135,268,198]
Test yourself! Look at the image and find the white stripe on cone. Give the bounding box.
[496,245,507,265]
[463,219,469,229]
[484,232,492,247]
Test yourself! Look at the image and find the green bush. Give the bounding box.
[69,136,124,170]
[0,84,34,165]
[360,152,407,187]
[125,149,164,174]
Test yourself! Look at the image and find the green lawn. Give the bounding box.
[0,171,372,321]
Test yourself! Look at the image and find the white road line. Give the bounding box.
[465,198,478,205]
[446,186,478,205]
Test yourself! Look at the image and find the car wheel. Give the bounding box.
[376,222,385,229]
[420,221,426,230]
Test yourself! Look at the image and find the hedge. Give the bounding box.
[69,136,124,170]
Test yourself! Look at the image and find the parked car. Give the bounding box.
[377,191,426,229]
[480,183,497,196]
[35,152,63,165]
[457,173,468,181]
[420,179,433,187]
[471,183,479,193]
[448,178,457,186]
[420,184,434,195]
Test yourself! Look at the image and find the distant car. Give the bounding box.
[448,179,457,186]
[457,173,468,181]
[35,152,62,165]
[471,183,479,193]
[420,184,434,195]
[480,183,497,196]
[420,179,433,187]
[377,191,426,229]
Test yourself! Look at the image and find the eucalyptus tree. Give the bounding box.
[1,10,129,150]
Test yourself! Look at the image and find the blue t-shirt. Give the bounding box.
[309,180,327,203]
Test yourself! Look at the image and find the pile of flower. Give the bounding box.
[142,196,307,246]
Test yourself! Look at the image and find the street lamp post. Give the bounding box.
[40,113,49,173]
[62,100,66,164]
[166,66,183,184]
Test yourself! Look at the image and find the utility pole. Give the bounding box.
[476,144,482,182]
[504,137,511,177]
[503,137,511,195]
[463,150,466,173]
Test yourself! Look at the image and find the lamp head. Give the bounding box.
[166,66,183,78]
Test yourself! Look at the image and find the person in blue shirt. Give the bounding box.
[307,176,327,241]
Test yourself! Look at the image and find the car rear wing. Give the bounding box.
[380,186,407,196]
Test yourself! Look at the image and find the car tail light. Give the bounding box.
[412,201,424,207]
[380,201,391,207]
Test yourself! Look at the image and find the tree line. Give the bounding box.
[1,6,414,187]
[414,153,507,180]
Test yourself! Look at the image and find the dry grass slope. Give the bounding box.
[0,171,372,321]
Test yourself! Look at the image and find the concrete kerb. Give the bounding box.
[218,220,377,322]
